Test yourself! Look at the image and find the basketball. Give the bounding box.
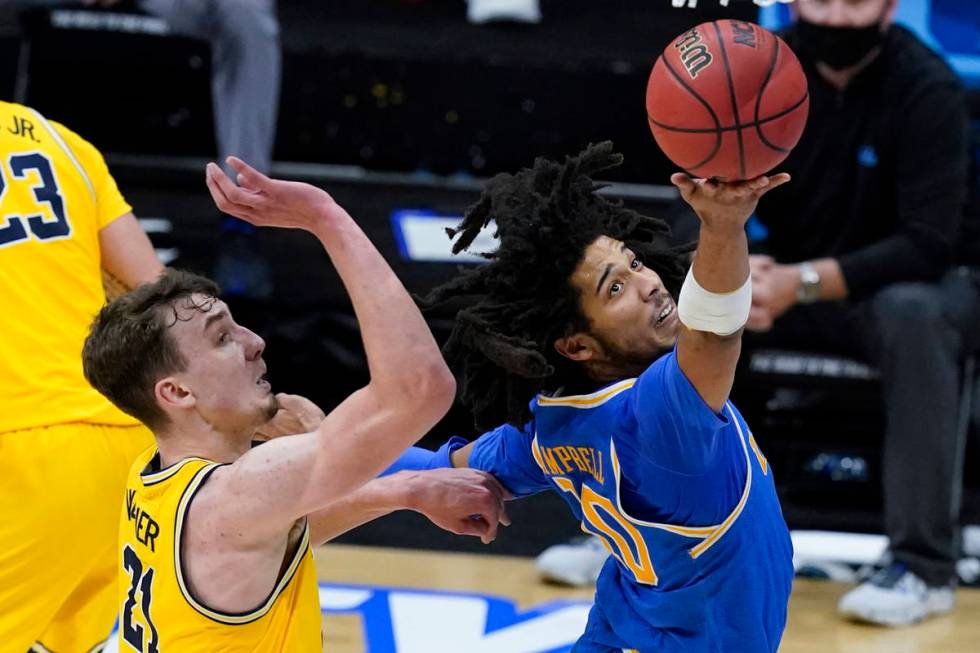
[646,20,809,181]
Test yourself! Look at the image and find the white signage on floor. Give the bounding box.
[102,582,593,653]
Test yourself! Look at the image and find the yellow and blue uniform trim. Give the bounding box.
[536,379,636,408]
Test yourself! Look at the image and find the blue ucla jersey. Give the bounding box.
[468,350,794,652]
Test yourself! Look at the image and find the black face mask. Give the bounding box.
[795,18,885,71]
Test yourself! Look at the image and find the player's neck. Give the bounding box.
[155,424,254,467]
[582,358,648,386]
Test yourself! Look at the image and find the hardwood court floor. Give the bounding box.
[316,544,980,653]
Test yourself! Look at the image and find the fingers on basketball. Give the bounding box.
[669,173,698,201]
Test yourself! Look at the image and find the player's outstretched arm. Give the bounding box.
[242,394,510,545]
[202,159,456,541]
[670,172,789,412]
[306,468,510,546]
[379,424,552,502]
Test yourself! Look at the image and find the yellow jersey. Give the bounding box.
[0,100,139,433]
[119,447,323,652]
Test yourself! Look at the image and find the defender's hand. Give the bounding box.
[670,172,790,231]
[255,393,326,441]
[404,468,512,544]
[205,157,346,231]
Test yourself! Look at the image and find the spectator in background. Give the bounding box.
[746,0,979,626]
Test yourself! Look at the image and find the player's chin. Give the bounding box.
[644,333,677,359]
[651,309,680,339]
[261,394,280,421]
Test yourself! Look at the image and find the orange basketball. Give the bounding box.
[646,20,809,181]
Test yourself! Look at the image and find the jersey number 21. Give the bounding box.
[122,545,159,653]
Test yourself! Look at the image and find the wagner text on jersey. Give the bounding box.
[126,489,161,552]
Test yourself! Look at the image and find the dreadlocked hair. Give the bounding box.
[422,142,692,431]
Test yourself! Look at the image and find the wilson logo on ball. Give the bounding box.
[673,28,713,79]
[731,21,756,48]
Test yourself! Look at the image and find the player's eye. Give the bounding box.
[609,281,623,296]
[630,258,642,270]
[217,332,229,345]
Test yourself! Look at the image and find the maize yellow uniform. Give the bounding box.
[119,448,322,652]
[0,101,153,653]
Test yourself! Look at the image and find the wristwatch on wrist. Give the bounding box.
[796,262,821,304]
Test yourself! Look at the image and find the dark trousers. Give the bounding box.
[743,268,980,586]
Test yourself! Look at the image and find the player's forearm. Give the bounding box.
[309,208,454,404]
[309,471,448,546]
[676,214,750,410]
[307,474,410,546]
[98,212,164,290]
[676,174,781,296]
[691,224,749,293]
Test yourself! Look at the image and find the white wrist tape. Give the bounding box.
[677,266,751,336]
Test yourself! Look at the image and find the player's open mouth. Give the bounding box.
[655,303,674,327]
[257,373,270,389]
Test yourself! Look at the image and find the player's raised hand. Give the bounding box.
[670,172,790,231]
[205,157,347,232]
[255,393,326,441]
[404,468,512,544]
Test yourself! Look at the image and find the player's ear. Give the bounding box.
[155,377,195,412]
[554,333,600,363]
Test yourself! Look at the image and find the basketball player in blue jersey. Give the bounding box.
[372,142,796,652]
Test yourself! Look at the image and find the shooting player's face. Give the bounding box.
[162,294,278,434]
[561,236,679,376]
